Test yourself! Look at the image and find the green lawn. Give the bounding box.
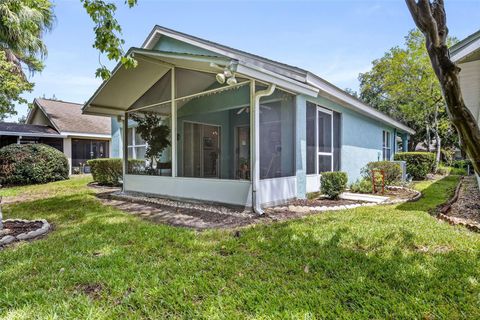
[1,175,479,319]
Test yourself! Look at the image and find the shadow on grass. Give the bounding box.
[0,175,479,318]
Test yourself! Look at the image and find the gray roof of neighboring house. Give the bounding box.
[33,98,111,135]
[450,29,480,63]
[0,122,59,135]
[450,29,480,54]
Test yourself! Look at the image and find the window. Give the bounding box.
[306,102,341,174]
[127,127,147,160]
[259,90,295,179]
[383,130,391,160]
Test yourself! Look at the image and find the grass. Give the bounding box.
[1,175,479,319]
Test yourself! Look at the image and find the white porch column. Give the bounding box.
[123,114,128,191]
[63,137,72,175]
[250,80,259,210]
[295,95,307,199]
[171,67,177,177]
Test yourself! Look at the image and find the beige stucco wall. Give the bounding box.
[458,60,480,126]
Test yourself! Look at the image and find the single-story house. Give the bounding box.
[450,29,480,188]
[0,98,111,174]
[83,26,414,211]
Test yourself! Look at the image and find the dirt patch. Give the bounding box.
[384,187,419,200]
[446,176,480,226]
[0,221,43,238]
[75,283,104,300]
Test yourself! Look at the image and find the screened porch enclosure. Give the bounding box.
[125,67,252,181]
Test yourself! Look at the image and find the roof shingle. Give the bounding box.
[0,122,59,135]
[35,98,111,135]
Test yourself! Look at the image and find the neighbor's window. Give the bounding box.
[127,126,147,160]
[383,130,391,160]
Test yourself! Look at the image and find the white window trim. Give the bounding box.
[127,127,147,159]
[316,106,334,173]
[383,130,391,161]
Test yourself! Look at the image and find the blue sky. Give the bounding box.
[8,0,480,122]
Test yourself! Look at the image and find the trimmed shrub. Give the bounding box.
[394,152,435,180]
[87,158,123,186]
[349,178,373,194]
[361,161,402,185]
[127,159,145,175]
[321,172,348,199]
[0,144,69,186]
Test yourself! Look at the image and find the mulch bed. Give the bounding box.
[438,176,480,230]
[0,221,43,238]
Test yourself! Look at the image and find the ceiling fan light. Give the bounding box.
[226,76,237,86]
[216,73,226,84]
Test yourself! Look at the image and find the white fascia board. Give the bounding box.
[451,38,480,63]
[61,132,111,139]
[82,105,126,117]
[143,28,307,83]
[306,73,415,134]
[237,64,318,97]
[0,131,65,138]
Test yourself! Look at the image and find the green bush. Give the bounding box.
[321,172,348,199]
[349,178,373,194]
[127,159,145,174]
[394,152,435,180]
[361,161,402,185]
[0,144,69,186]
[87,158,123,186]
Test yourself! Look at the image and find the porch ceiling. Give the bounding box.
[83,49,234,116]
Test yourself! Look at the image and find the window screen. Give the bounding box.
[259,90,295,179]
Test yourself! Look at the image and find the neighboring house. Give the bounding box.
[450,29,480,188]
[0,98,111,174]
[83,26,414,210]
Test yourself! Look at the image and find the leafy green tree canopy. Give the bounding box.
[358,29,457,150]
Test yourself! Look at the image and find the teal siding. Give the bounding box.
[302,94,399,183]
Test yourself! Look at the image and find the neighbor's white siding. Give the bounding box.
[458,60,480,126]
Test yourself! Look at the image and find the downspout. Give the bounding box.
[251,81,276,215]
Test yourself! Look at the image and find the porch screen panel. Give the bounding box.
[175,70,250,180]
[306,102,316,175]
[125,64,173,175]
[259,90,295,179]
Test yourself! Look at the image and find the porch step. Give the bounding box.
[340,192,389,203]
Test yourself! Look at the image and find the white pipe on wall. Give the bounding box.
[251,81,276,215]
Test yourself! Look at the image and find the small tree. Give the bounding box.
[405,0,480,176]
[129,113,171,172]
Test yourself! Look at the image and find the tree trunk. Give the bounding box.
[0,196,3,230]
[434,103,442,172]
[405,0,480,176]
[426,123,431,152]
